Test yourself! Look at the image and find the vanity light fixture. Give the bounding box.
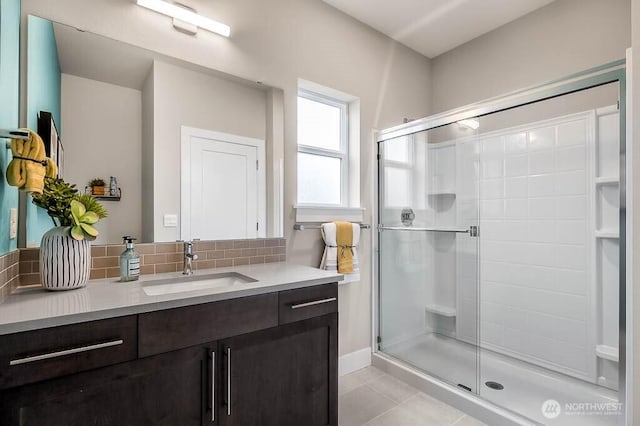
[136,0,231,37]
[457,118,480,130]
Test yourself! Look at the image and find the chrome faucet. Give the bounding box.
[182,240,199,275]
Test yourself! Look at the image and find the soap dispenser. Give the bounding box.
[120,236,140,282]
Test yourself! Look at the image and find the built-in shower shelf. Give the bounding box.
[427,189,456,196]
[595,345,619,362]
[595,177,619,185]
[595,230,619,239]
[425,304,456,317]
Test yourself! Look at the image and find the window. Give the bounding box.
[297,90,348,206]
[382,135,413,207]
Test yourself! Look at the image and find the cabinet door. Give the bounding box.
[0,345,209,426]
[219,313,338,426]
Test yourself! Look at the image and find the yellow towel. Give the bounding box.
[335,221,354,273]
[5,129,53,195]
[45,157,57,178]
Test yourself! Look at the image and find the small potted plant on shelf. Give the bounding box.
[88,178,106,196]
[32,177,108,290]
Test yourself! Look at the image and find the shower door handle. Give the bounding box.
[377,225,479,236]
[378,226,469,233]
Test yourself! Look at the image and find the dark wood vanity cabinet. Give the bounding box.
[0,345,208,426]
[0,282,338,426]
[219,314,338,426]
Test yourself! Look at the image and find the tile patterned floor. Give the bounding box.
[339,367,486,426]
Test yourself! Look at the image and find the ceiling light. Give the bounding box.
[457,119,480,130]
[137,0,231,37]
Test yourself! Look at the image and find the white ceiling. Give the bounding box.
[323,0,556,58]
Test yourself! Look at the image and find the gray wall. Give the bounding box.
[141,67,154,243]
[151,60,267,243]
[20,0,432,357]
[430,0,631,114]
[61,73,142,244]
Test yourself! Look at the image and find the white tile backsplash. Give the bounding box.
[555,244,586,270]
[504,132,527,153]
[481,158,504,179]
[554,268,587,295]
[524,242,557,267]
[504,199,528,218]
[555,146,586,172]
[480,200,504,219]
[555,170,586,195]
[527,220,556,243]
[555,196,587,218]
[528,126,555,151]
[505,177,528,198]
[529,151,555,175]
[527,174,555,197]
[482,136,505,153]
[480,179,504,199]
[557,119,587,147]
[504,155,528,177]
[468,113,594,379]
[528,197,555,218]
[555,220,586,245]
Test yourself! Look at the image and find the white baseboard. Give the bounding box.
[339,347,372,376]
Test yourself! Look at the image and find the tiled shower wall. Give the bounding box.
[466,112,597,382]
[0,250,20,300]
[17,238,286,287]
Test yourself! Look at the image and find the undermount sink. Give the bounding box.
[142,272,257,296]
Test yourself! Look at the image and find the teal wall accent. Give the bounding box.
[0,0,21,254]
[26,15,61,246]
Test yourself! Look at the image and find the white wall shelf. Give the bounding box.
[595,177,619,185]
[425,304,456,317]
[595,345,619,362]
[427,190,456,196]
[595,230,619,239]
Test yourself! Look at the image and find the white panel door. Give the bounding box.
[181,127,265,241]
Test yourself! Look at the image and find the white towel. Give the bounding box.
[320,222,360,283]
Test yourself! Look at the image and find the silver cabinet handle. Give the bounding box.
[211,351,215,422]
[226,347,232,416]
[291,297,337,310]
[9,339,124,366]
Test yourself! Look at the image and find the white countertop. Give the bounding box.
[0,263,343,335]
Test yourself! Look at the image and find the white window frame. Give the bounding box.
[297,89,349,206]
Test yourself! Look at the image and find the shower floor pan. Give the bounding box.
[382,333,620,425]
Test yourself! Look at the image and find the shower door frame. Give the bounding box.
[372,59,628,424]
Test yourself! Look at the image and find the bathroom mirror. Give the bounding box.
[21,16,284,246]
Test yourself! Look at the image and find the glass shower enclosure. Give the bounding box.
[376,62,626,425]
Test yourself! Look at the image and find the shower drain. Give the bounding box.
[485,381,504,390]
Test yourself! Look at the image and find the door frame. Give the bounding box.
[181,126,266,241]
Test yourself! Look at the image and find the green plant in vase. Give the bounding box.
[32,177,108,240]
[32,178,109,290]
[88,177,106,196]
[70,195,108,240]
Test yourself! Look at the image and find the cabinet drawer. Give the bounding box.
[0,316,137,390]
[279,283,338,325]
[138,293,278,357]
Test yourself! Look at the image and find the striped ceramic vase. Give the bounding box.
[40,227,91,291]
